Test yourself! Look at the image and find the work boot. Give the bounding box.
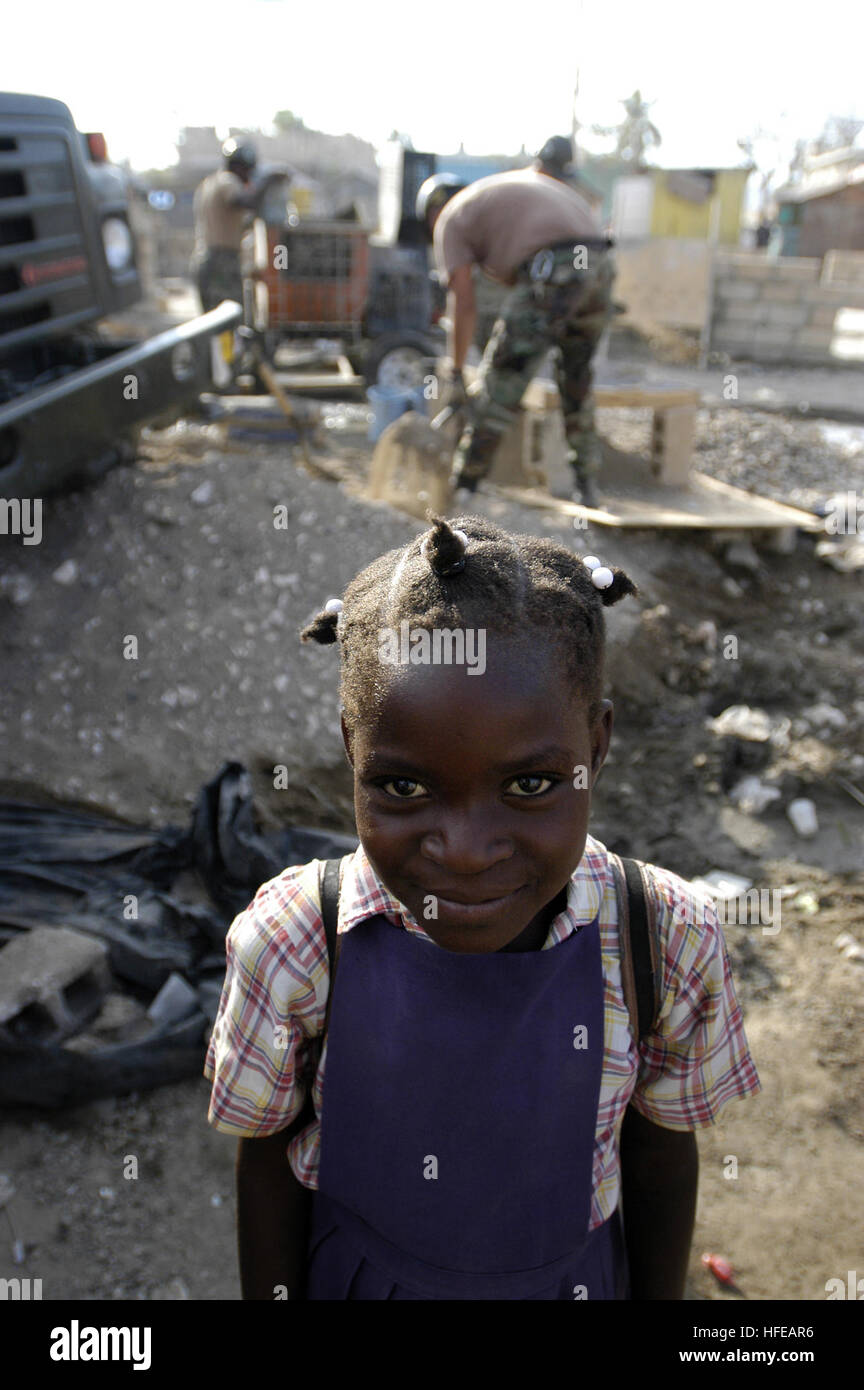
[451,471,478,497]
[574,472,600,509]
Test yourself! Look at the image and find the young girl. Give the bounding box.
[205,515,760,1300]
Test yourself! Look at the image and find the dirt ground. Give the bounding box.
[0,386,862,1301]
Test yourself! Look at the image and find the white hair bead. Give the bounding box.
[582,555,601,570]
[324,597,343,614]
[591,566,614,589]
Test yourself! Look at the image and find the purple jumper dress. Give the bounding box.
[307,912,629,1300]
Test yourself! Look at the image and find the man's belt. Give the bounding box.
[518,237,615,284]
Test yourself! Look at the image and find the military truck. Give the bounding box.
[0,92,241,496]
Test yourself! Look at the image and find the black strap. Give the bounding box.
[621,857,658,1043]
[318,858,343,1040]
[610,854,661,1043]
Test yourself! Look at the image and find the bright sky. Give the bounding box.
[2,0,861,173]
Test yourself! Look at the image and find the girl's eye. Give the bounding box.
[508,775,555,797]
[380,777,428,799]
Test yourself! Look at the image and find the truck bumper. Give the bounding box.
[0,300,242,496]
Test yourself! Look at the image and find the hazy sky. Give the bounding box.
[2,0,861,173]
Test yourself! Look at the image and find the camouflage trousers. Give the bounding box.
[453,246,615,487]
[195,247,245,315]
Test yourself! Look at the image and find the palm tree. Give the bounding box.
[592,89,661,168]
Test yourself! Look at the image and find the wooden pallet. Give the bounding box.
[494,471,823,536]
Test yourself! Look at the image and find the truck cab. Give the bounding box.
[0,92,241,495]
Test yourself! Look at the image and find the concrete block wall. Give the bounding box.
[710,253,864,364]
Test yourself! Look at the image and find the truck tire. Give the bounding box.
[363,333,437,391]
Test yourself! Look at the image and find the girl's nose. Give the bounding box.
[420,812,514,876]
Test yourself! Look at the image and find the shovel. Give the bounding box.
[366,397,467,520]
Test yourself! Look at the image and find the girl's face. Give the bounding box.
[342,634,613,953]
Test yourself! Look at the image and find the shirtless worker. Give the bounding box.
[193,139,289,315]
[416,141,615,507]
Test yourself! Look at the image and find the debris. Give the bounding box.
[792,891,820,916]
[701,1252,736,1286]
[721,577,743,598]
[693,619,718,651]
[729,776,782,815]
[843,943,864,964]
[147,973,201,1029]
[707,706,789,745]
[0,763,358,1106]
[691,871,753,900]
[800,702,847,732]
[724,539,761,573]
[52,559,79,585]
[834,933,855,951]
[190,480,214,506]
[786,798,819,838]
[815,536,864,573]
[150,1277,190,1300]
[834,776,864,810]
[0,570,34,605]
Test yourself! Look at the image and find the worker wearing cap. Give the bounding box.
[193,140,288,314]
[417,138,615,507]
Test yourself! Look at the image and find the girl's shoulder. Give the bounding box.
[226,857,329,974]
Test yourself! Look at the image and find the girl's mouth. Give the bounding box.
[429,885,526,923]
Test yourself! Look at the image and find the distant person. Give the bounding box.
[755,220,772,250]
[416,149,616,508]
[536,133,576,181]
[193,140,289,314]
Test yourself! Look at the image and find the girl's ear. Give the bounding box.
[340,712,355,767]
[590,700,614,783]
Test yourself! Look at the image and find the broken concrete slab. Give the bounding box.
[0,928,110,1045]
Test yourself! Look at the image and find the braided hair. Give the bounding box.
[301,515,637,728]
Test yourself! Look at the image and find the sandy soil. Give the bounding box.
[0,398,862,1301]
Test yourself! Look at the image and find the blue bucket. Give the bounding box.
[367,384,427,444]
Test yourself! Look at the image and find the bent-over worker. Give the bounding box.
[417,142,615,507]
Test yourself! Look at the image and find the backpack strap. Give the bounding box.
[610,854,662,1044]
[318,856,344,1040]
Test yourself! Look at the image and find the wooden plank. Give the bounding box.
[272,369,365,391]
[594,388,701,409]
[492,475,823,531]
[522,379,701,411]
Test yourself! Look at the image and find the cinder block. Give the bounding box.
[0,927,110,1044]
[795,328,835,350]
[721,301,769,322]
[760,282,802,302]
[800,285,864,307]
[716,280,759,300]
[753,327,792,347]
[710,326,752,351]
[760,303,810,327]
[651,406,696,485]
[809,305,839,327]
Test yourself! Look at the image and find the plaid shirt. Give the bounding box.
[205,835,761,1232]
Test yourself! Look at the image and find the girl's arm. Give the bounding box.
[236,1125,312,1300]
[619,1104,698,1300]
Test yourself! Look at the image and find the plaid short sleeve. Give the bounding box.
[627,866,761,1131]
[204,860,328,1136]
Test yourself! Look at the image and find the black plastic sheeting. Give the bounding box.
[0,762,357,1108]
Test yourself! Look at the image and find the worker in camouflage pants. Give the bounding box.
[454,245,614,504]
[416,145,614,507]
